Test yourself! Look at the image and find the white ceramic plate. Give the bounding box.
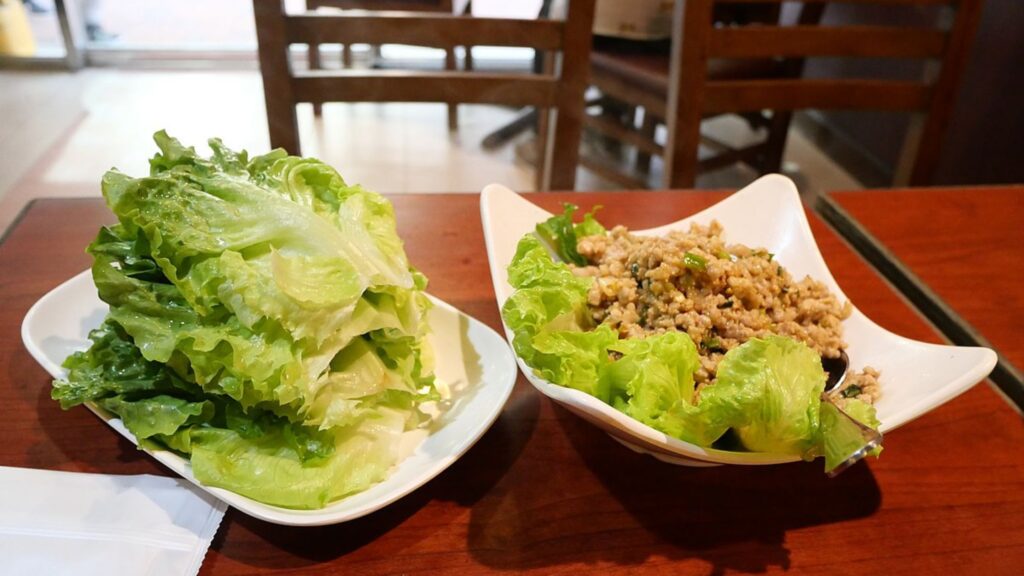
[22,270,517,526]
[481,174,997,467]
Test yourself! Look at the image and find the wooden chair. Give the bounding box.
[305,0,473,130]
[254,0,596,190]
[584,0,985,189]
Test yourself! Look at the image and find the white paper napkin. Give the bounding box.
[0,466,227,576]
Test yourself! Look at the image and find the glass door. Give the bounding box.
[0,0,81,69]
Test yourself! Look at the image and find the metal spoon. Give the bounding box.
[819,350,883,476]
[541,233,881,474]
[821,349,850,393]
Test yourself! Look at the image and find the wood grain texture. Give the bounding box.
[663,0,712,188]
[830,186,1024,373]
[291,72,558,106]
[715,0,955,4]
[585,0,981,189]
[303,0,457,121]
[703,79,932,113]
[2,192,1023,575]
[309,0,452,9]
[286,13,565,50]
[908,0,985,185]
[546,0,595,191]
[255,0,595,191]
[254,0,301,154]
[708,26,948,59]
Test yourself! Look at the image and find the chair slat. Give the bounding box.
[709,26,948,59]
[308,0,451,11]
[292,71,558,107]
[713,0,955,5]
[584,0,977,188]
[585,114,664,156]
[703,79,932,113]
[255,0,595,189]
[285,13,564,50]
[578,155,649,189]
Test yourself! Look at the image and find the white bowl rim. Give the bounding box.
[480,174,997,466]
[22,269,518,526]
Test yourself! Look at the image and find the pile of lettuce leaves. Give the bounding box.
[52,132,439,509]
[502,206,881,473]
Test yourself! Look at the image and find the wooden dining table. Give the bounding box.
[823,186,1024,404]
[2,189,1023,575]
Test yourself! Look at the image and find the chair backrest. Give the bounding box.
[306,0,452,13]
[253,0,596,190]
[666,0,985,185]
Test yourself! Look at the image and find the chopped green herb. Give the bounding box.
[841,385,863,398]
[716,250,731,260]
[683,251,707,272]
[776,265,783,276]
[702,337,724,352]
[631,262,641,279]
[718,300,734,309]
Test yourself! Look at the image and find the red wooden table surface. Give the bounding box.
[1,191,1023,575]
[829,186,1024,375]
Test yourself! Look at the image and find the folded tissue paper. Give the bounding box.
[0,466,226,576]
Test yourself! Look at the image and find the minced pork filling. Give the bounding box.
[571,220,880,406]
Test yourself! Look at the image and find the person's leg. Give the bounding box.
[82,0,117,42]
[22,0,49,14]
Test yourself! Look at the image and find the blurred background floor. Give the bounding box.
[0,68,862,236]
[1,0,867,235]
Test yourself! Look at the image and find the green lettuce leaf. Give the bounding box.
[604,332,727,445]
[178,407,406,509]
[53,322,193,409]
[715,336,826,457]
[534,204,605,266]
[502,225,883,472]
[101,131,416,344]
[574,206,606,238]
[819,399,882,473]
[53,132,439,509]
[502,235,613,397]
[99,395,213,439]
[819,398,883,473]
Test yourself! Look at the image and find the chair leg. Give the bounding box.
[549,100,586,191]
[308,44,323,116]
[535,108,551,191]
[636,110,658,174]
[342,44,353,68]
[761,110,792,174]
[597,98,630,157]
[897,113,929,186]
[461,0,475,77]
[445,47,458,131]
[664,112,700,189]
[268,103,301,156]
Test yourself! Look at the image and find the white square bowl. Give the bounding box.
[481,174,997,467]
[22,270,518,525]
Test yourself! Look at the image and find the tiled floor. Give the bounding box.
[0,68,862,236]
[24,0,530,51]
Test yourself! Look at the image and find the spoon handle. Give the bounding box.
[820,393,884,476]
